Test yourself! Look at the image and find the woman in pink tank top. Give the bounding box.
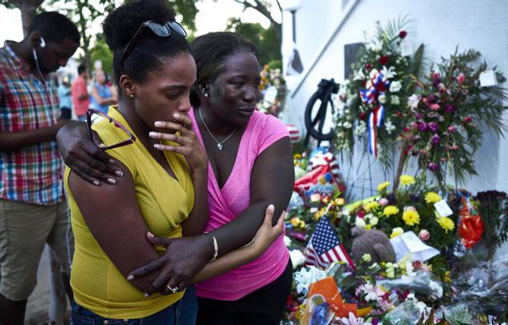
[145,33,295,324]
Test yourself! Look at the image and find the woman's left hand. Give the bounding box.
[248,205,285,256]
[149,113,208,172]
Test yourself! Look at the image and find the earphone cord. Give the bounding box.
[32,48,46,85]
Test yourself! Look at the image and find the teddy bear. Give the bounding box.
[351,227,396,266]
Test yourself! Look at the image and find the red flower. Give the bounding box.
[379,55,389,65]
[464,116,472,123]
[365,64,373,70]
[359,112,367,120]
[357,210,366,219]
[399,30,407,39]
[361,80,367,87]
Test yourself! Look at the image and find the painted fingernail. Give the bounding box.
[154,121,163,127]
[154,144,164,150]
[115,170,123,177]
[93,180,100,186]
[127,274,134,281]
[149,132,158,138]
[145,293,150,298]
[173,113,181,119]
[107,178,116,184]
[98,143,106,148]
[147,231,154,238]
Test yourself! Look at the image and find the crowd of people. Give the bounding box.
[0,1,293,324]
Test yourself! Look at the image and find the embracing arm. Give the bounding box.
[68,160,161,292]
[208,137,294,256]
[91,86,116,106]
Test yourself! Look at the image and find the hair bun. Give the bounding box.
[103,0,176,52]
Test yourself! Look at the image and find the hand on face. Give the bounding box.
[149,113,208,173]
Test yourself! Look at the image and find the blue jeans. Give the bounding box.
[72,286,198,325]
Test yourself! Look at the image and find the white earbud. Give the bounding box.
[40,37,46,48]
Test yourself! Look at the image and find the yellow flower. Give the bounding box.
[385,262,396,278]
[390,227,404,238]
[365,224,372,230]
[444,271,451,283]
[364,201,380,212]
[436,216,455,233]
[362,253,372,263]
[402,209,420,226]
[425,192,442,204]
[399,175,415,186]
[334,198,345,206]
[291,217,301,227]
[383,205,399,217]
[377,181,391,192]
[299,220,306,228]
[294,154,302,160]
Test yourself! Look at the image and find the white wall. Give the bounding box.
[282,0,508,198]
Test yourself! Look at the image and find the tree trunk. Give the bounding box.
[9,0,44,36]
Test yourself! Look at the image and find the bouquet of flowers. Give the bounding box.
[258,63,287,117]
[334,18,424,167]
[399,49,507,187]
[336,175,459,255]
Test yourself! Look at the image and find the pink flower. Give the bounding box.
[448,125,457,133]
[379,198,389,206]
[445,104,455,113]
[428,162,439,172]
[464,116,472,123]
[430,103,440,111]
[410,121,418,129]
[419,229,430,241]
[432,72,440,80]
[457,73,466,85]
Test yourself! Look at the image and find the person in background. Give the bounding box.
[0,12,80,325]
[90,69,117,113]
[58,75,72,120]
[71,64,90,121]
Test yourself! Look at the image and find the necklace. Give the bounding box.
[198,107,238,151]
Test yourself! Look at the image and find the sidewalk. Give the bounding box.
[26,246,70,325]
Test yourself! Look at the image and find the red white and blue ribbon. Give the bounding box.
[368,105,385,157]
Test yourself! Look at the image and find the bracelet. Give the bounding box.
[204,232,219,262]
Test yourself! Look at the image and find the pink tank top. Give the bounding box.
[191,108,290,301]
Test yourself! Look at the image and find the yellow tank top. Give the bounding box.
[65,107,194,318]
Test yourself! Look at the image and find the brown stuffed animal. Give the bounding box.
[351,227,396,266]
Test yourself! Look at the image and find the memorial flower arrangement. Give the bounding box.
[399,49,508,187]
[334,19,424,167]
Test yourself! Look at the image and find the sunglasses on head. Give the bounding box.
[86,109,136,150]
[120,20,187,66]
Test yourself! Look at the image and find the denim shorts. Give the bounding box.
[72,286,198,325]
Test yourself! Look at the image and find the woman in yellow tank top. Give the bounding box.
[65,1,283,324]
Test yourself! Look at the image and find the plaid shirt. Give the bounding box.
[0,42,64,205]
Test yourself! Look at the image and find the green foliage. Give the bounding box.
[226,17,281,65]
[90,36,113,75]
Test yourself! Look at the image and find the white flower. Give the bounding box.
[340,312,372,325]
[408,94,420,109]
[284,235,292,247]
[381,66,397,80]
[356,121,367,135]
[294,266,327,295]
[389,80,402,93]
[343,121,352,129]
[391,95,400,105]
[355,218,366,228]
[370,216,379,226]
[289,249,305,268]
[369,69,379,80]
[385,118,396,134]
[362,253,372,263]
[369,39,383,52]
[353,69,365,81]
[378,94,386,104]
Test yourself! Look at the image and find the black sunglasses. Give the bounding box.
[120,20,187,66]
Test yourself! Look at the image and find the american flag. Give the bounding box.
[304,216,354,269]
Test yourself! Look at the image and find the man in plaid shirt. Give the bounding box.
[0,12,80,324]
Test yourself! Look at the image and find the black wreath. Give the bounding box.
[304,78,339,146]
